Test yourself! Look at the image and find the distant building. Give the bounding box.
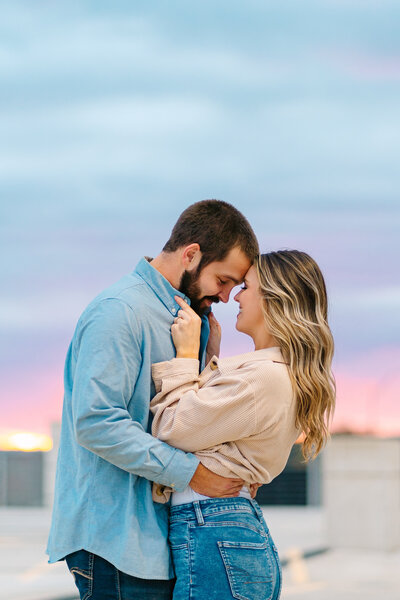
[1,436,322,507]
[0,451,43,506]
[256,444,322,506]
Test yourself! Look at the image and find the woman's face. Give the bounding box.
[234,265,266,338]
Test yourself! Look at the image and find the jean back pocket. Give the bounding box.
[218,540,275,600]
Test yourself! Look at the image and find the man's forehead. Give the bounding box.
[217,262,250,284]
[211,248,251,282]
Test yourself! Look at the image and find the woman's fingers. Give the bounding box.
[177,309,191,321]
[174,295,190,310]
[175,295,198,318]
[208,311,221,330]
[175,297,201,328]
[171,297,202,358]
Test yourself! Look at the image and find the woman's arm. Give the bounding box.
[151,295,256,452]
[150,358,257,452]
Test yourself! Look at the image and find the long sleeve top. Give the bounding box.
[47,257,210,579]
[150,346,301,502]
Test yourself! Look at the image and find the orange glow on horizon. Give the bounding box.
[0,432,53,452]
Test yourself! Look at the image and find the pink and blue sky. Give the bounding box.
[1,1,399,444]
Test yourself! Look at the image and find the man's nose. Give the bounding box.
[218,289,230,303]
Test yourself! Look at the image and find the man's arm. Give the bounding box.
[71,298,242,497]
[71,298,198,492]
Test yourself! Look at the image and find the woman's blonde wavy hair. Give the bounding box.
[256,250,335,461]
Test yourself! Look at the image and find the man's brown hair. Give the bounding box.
[163,199,259,270]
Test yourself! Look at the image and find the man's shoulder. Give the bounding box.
[100,271,149,304]
[77,271,155,327]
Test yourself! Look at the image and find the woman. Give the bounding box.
[150,250,335,600]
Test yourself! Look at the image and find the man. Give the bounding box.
[47,200,259,599]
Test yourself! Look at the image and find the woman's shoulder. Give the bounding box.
[217,347,287,372]
[205,347,290,388]
[235,349,295,419]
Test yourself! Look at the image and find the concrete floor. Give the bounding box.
[1,506,399,600]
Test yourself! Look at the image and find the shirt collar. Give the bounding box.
[134,257,190,316]
[209,346,287,373]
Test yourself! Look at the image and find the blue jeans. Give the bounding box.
[169,498,282,600]
[65,550,175,599]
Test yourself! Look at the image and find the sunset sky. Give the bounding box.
[1,1,399,447]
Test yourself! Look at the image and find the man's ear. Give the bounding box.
[181,243,202,272]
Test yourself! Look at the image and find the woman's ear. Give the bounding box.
[181,243,202,272]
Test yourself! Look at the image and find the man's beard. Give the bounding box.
[179,269,220,316]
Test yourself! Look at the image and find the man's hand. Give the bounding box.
[189,463,244,497]
[249,482,262,499]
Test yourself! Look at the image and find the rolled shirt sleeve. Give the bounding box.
[71,299,199,491]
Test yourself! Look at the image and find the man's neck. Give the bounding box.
[150,252,182,290]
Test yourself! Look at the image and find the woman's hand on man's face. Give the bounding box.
[172,296,202,359]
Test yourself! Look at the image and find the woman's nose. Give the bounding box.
[234,290,241,303]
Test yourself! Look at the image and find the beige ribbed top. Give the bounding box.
[150,347,301,501]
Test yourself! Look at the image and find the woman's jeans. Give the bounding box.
[65,550,174,600]
[169,497,282,600]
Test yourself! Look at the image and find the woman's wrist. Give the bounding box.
[176,351,199,359]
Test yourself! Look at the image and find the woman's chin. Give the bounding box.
[235,319,244,334]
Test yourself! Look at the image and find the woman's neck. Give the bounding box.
[252,331,278,351]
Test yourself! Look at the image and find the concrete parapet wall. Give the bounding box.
[323,435,400,551]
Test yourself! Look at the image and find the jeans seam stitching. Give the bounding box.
[188,525,193,600]
[87,552,94,599]
[115,565,121,600]
[189,520,262,535]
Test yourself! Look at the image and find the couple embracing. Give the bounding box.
[47,200,335,600]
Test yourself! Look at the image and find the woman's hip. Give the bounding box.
[168,498,281,600]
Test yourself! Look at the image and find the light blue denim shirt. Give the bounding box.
[47,258,209,579]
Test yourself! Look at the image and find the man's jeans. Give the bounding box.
[169,497,282,600]
[65,550,174,600]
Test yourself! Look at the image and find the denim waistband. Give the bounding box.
[169,497,264,524]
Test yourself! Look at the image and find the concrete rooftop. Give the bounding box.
[1,506,399,600]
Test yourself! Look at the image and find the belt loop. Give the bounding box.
[193,501,204,525]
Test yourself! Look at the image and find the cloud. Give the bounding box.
[1,0,399,202]
[333,371,400,436]
[329,52,400,81]
[0,0,399,437]
[332,286,400,310]
[333,345,400,436]
[0,292,93,331]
